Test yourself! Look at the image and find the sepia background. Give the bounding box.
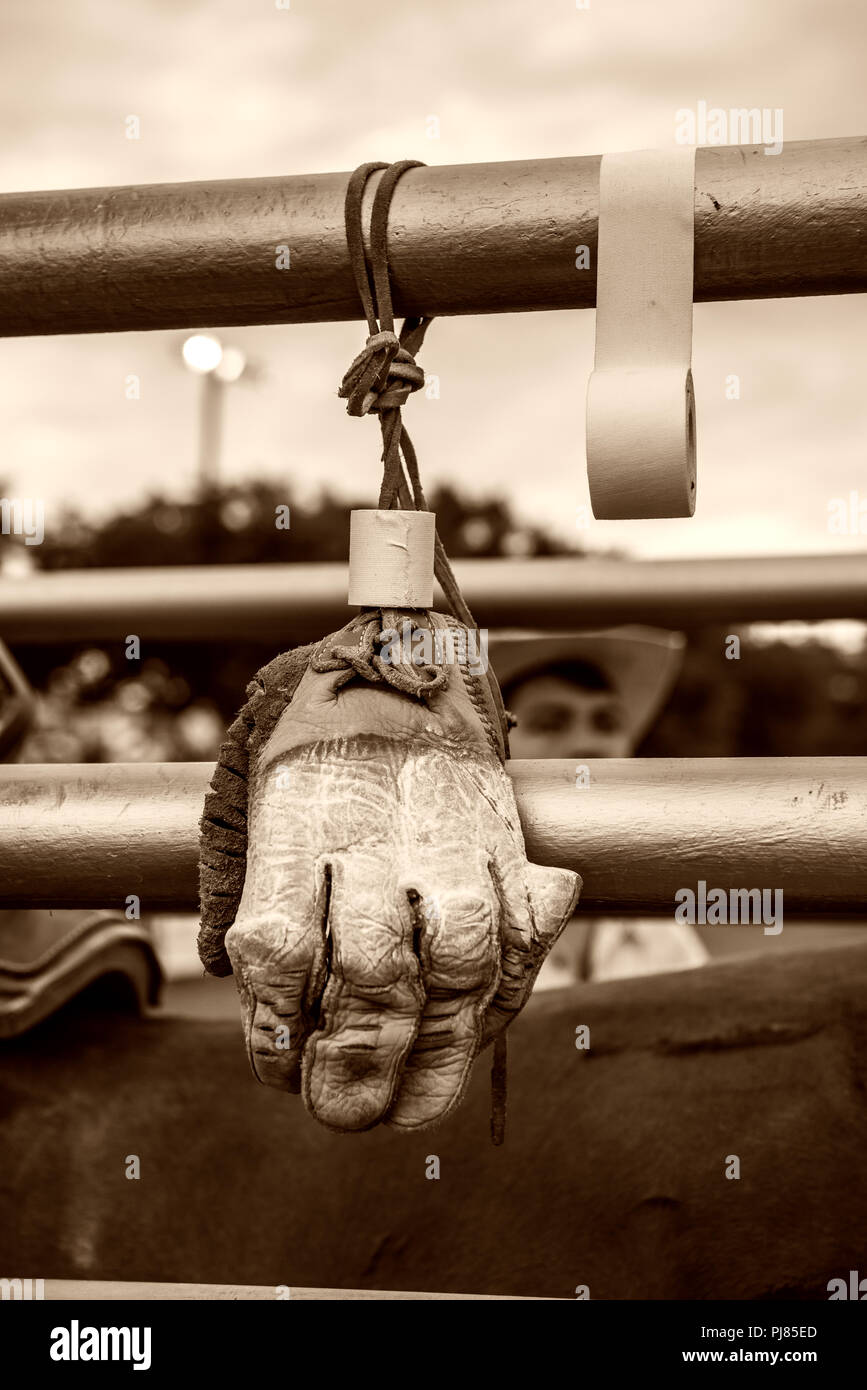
[1,0,866,1306]
[0,1,865,924]
[0,0,865,559]
[1,0,866,771]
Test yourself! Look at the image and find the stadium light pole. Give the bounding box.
[181,335,246,494]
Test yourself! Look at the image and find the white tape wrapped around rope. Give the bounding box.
[348,509,435,608]
[587,147,697,519]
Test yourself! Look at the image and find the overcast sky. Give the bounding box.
[0,0,865,559]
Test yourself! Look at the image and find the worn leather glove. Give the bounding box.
[199,610,580,1133]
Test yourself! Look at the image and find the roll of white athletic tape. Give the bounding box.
[587,147,697,519]
[348,509,435,608]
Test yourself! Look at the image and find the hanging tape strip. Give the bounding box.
[586,147,697,519]
[348,508,435,608]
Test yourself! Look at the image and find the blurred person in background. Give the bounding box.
[493,626,708,987]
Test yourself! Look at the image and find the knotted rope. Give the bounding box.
[339,160,509,1145]
[311,609,449,700]
[338,161,482,634]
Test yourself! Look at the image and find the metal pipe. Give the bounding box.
[0,138,864,336]
[43,1280,532,1301]
[1,758,864,913]
[3,553,866,645]
[197,372,224,493]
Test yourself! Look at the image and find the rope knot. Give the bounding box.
[339,330,426,417]
[311,610,449,700]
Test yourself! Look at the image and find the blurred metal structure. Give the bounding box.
[1,758,864,913]
[0,138,864,336]
[3,552,867,644]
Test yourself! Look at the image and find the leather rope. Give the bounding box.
[340,160,509,1146]
[339,161,484,634]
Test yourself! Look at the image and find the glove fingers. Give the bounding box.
[482,852,581,1045]
[225,846,330,1092]
[303,855,424,1132]
[385,853,501,1131]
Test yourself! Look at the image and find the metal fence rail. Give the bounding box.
[40,1280,535,1301]
[1,757,864,912]
[3,552,867,644]
[0,137,864,337]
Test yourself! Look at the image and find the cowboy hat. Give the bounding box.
[489,625,686,744]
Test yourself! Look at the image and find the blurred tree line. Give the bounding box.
[3,479,865,761]
[31,479,571,569]
[641,626,867,759]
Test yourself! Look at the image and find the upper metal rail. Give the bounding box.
[2,553,866,644]
[0,138,864,336]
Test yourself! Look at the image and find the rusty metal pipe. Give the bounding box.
[0,138,864,336]
[3,553,867,645]
[0,758,864,913]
